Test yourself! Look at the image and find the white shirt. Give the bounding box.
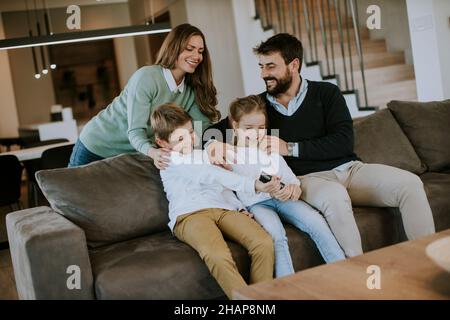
[160,149,256,231]
[230,147,300,207]
[266,78,309,117]
[162,68,185,93]
[266,78,309,157]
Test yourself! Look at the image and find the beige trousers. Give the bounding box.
[299,161,435,257]
[174,208,274,299]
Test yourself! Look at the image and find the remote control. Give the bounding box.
[259,172,285,189]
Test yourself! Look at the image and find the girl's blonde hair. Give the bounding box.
[229,95,268,126]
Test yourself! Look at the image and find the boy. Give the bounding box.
[151,103,279,299]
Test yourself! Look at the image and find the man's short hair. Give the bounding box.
[150,103,192,141]
[254,33,303,72]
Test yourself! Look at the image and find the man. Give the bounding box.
[253,33,435,257]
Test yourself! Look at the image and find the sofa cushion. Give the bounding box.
[89,206,401,299]
[421,172,450,232]
[89,231,240,299]
[353,109,426,174]
[36,153,169,248]
[387,100,450,172]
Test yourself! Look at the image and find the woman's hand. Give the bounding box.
[206,140,236,170]
[255,176,281,194]
[148,147,171,170]
[271,184,301,201]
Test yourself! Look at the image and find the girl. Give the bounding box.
[69,24,220,169]
[206,95,345,278]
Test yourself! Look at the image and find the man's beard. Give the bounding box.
[264,70,293,96]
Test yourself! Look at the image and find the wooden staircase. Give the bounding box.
[254,0,417,111]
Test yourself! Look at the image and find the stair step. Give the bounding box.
[312,39,387,59]
[298,27,370,44]
[358,80,417,108]
[331,51,405,71]
[357,64,416,86]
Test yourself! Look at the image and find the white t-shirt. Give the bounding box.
[160,149,256,231]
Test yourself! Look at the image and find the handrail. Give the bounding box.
[334,0,349,90]
[327,0,336,75]
[302,0,315,62]
[310,0,319,62]
[349,0,369,106]
[318,0,331,75]
[345,0,355,90]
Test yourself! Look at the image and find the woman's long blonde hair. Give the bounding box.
[156,23,220,122]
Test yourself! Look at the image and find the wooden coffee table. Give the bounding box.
[233,229,450,300]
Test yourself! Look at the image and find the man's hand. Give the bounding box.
[255,176,281,194]
[148,147,170,170]
[206,140,236,170]
[259,135,288,156]
[271,184,301,201]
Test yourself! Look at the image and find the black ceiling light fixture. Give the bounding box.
[42,0,56,70]
[33,0,48,75]
[24,0,41,79]
[0,0,171,52]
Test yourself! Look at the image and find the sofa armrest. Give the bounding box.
[6,206,95,300]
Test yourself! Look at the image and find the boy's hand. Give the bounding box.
[239,210,254,219]
[271,184,301,201]
[206,141,236,171]
[255,176,281,194]
[148,147,170,170]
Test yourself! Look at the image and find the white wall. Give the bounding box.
[406,0,450,101]
[0,14,19,137]
[231,0,274,96]
[432,0,450,99]
[182,0,245,117]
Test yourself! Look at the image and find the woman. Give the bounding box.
[69,24,220,169]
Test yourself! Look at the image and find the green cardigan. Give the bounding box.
[79,65,211,158]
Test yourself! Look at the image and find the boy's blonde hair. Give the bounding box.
[150,103,192,141]
[229,95,268,126]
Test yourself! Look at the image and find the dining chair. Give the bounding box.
[0,155,24,211]
[23,141,74,207]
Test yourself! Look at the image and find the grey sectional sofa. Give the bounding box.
[6,99,450,299]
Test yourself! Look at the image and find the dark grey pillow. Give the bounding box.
[36,153,169,248]
[354,109,426,174]
[387,100,450,172]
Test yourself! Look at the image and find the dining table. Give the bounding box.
[1,142,74,162]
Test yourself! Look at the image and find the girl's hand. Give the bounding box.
[148,147,171,170]
[255,176,281,194]
[271,184,299,201]
[206,140,236,170]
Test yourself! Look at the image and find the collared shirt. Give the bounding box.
[266,78,309,157]
[266,77,354,172]
[267,77,309,116]
[162,67,185,93]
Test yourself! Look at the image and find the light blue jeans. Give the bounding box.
[248,198,345,278]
